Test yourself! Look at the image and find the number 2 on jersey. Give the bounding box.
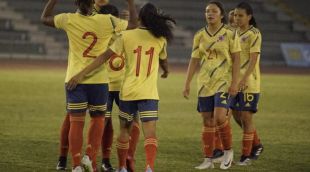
[133,46,155,77]
[82,32,97,58]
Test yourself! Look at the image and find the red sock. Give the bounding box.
[102,118,114,159]
[253,130,261,146]
[128,121,140,159]
[69,115,85,167]
[60,113,70,157]
[242,132,254,156]
[116,138,129,168]
[214,128,223,151]
[218,120,232,150]
[144,137,158,171]
[85,116,105,169]
[202,126,215,158]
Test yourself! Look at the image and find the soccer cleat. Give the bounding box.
[212,149,224,163]
[56,156,67,170]
[251,144,264,160]
[145,165,152,172]
[126,158,135,172]
[101,159,115,172]
[220,149,233,170]
[237,155,251,166]
[72,166,83,172]
[81,155,93,172]
[194,158,214,169]
[115,167,127,172]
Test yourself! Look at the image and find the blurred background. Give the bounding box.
[0,0,309,68]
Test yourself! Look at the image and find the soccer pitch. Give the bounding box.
[0,67,310,172]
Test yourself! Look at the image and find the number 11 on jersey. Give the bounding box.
[133,46,155,77]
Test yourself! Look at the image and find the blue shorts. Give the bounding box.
[230,92,260,113]
[106,91,120,118]
[66,84,108,116]
[119,100,158,122]
[197,92,231,112]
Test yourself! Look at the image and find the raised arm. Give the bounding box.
[66,49,115,90]
[41,0,57,27]
[126,0,138,29]
[183,58,200,99]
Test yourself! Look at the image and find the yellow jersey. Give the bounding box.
[107,21,128,91]
[191,24,241,97]
[238,26,262,93]
[54,13,125,84]
[92,4,128,91]
[109,28,167,100]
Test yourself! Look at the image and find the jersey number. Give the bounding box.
[133,46,155,77]
[206,49,217,60]
[82,32,97,58]
[109,54,125,71]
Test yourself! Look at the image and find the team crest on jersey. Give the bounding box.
[241,35,249,42]
[217,34,225,42]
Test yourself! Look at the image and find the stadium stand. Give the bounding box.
[0,0,309,65]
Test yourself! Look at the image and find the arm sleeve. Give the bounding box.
[109,35,125,56]
[229,29,241,53]
[159,39,167,60]
[250,32,262,53]
[191,32,201,59]
[54,13,69,30]
[110,16,128,33]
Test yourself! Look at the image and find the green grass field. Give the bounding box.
[0,67,310,172]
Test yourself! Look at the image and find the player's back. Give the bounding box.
[119,28,167,100]
[54,13,118,84]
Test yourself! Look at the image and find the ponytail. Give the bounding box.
[139,3,176,42]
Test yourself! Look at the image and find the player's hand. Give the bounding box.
[238,78,248,92]
[228,82,238,96]
[66,74,84,91]
[120,10,129,20]
[183,85,190,99]
[161,71,168,78]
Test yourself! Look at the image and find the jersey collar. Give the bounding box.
[205,24,224,37]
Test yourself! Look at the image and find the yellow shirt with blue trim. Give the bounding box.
[54,13,124,84]
[191,24,241,97]
[238,26,262,93]
[92,4,128,90]
[109,28,167,100]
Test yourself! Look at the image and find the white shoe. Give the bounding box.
[237,155,251,166]
[115,167,127,172]
[81,155,93,172]
[145,165,153,172]
[220,149,234,170]
[195,158,214,170]
[72,166,83,172]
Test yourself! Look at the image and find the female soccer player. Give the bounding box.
[66,3,174,172]
[98,5,140,172]
[183,1,241,170]
[228,9,237,28]
[41,0,137,171]
[231,1,263,165]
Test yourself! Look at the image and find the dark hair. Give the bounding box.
[139,3,176,42]
[75,0,93,15]
[99,4,119,17]
[236,2,257,27]
[207,1,227,24]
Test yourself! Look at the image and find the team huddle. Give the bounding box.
[41,0,263,172]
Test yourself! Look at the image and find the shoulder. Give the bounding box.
[194,27,205,37]
[223,24,236,32]
[249,27,261,35]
